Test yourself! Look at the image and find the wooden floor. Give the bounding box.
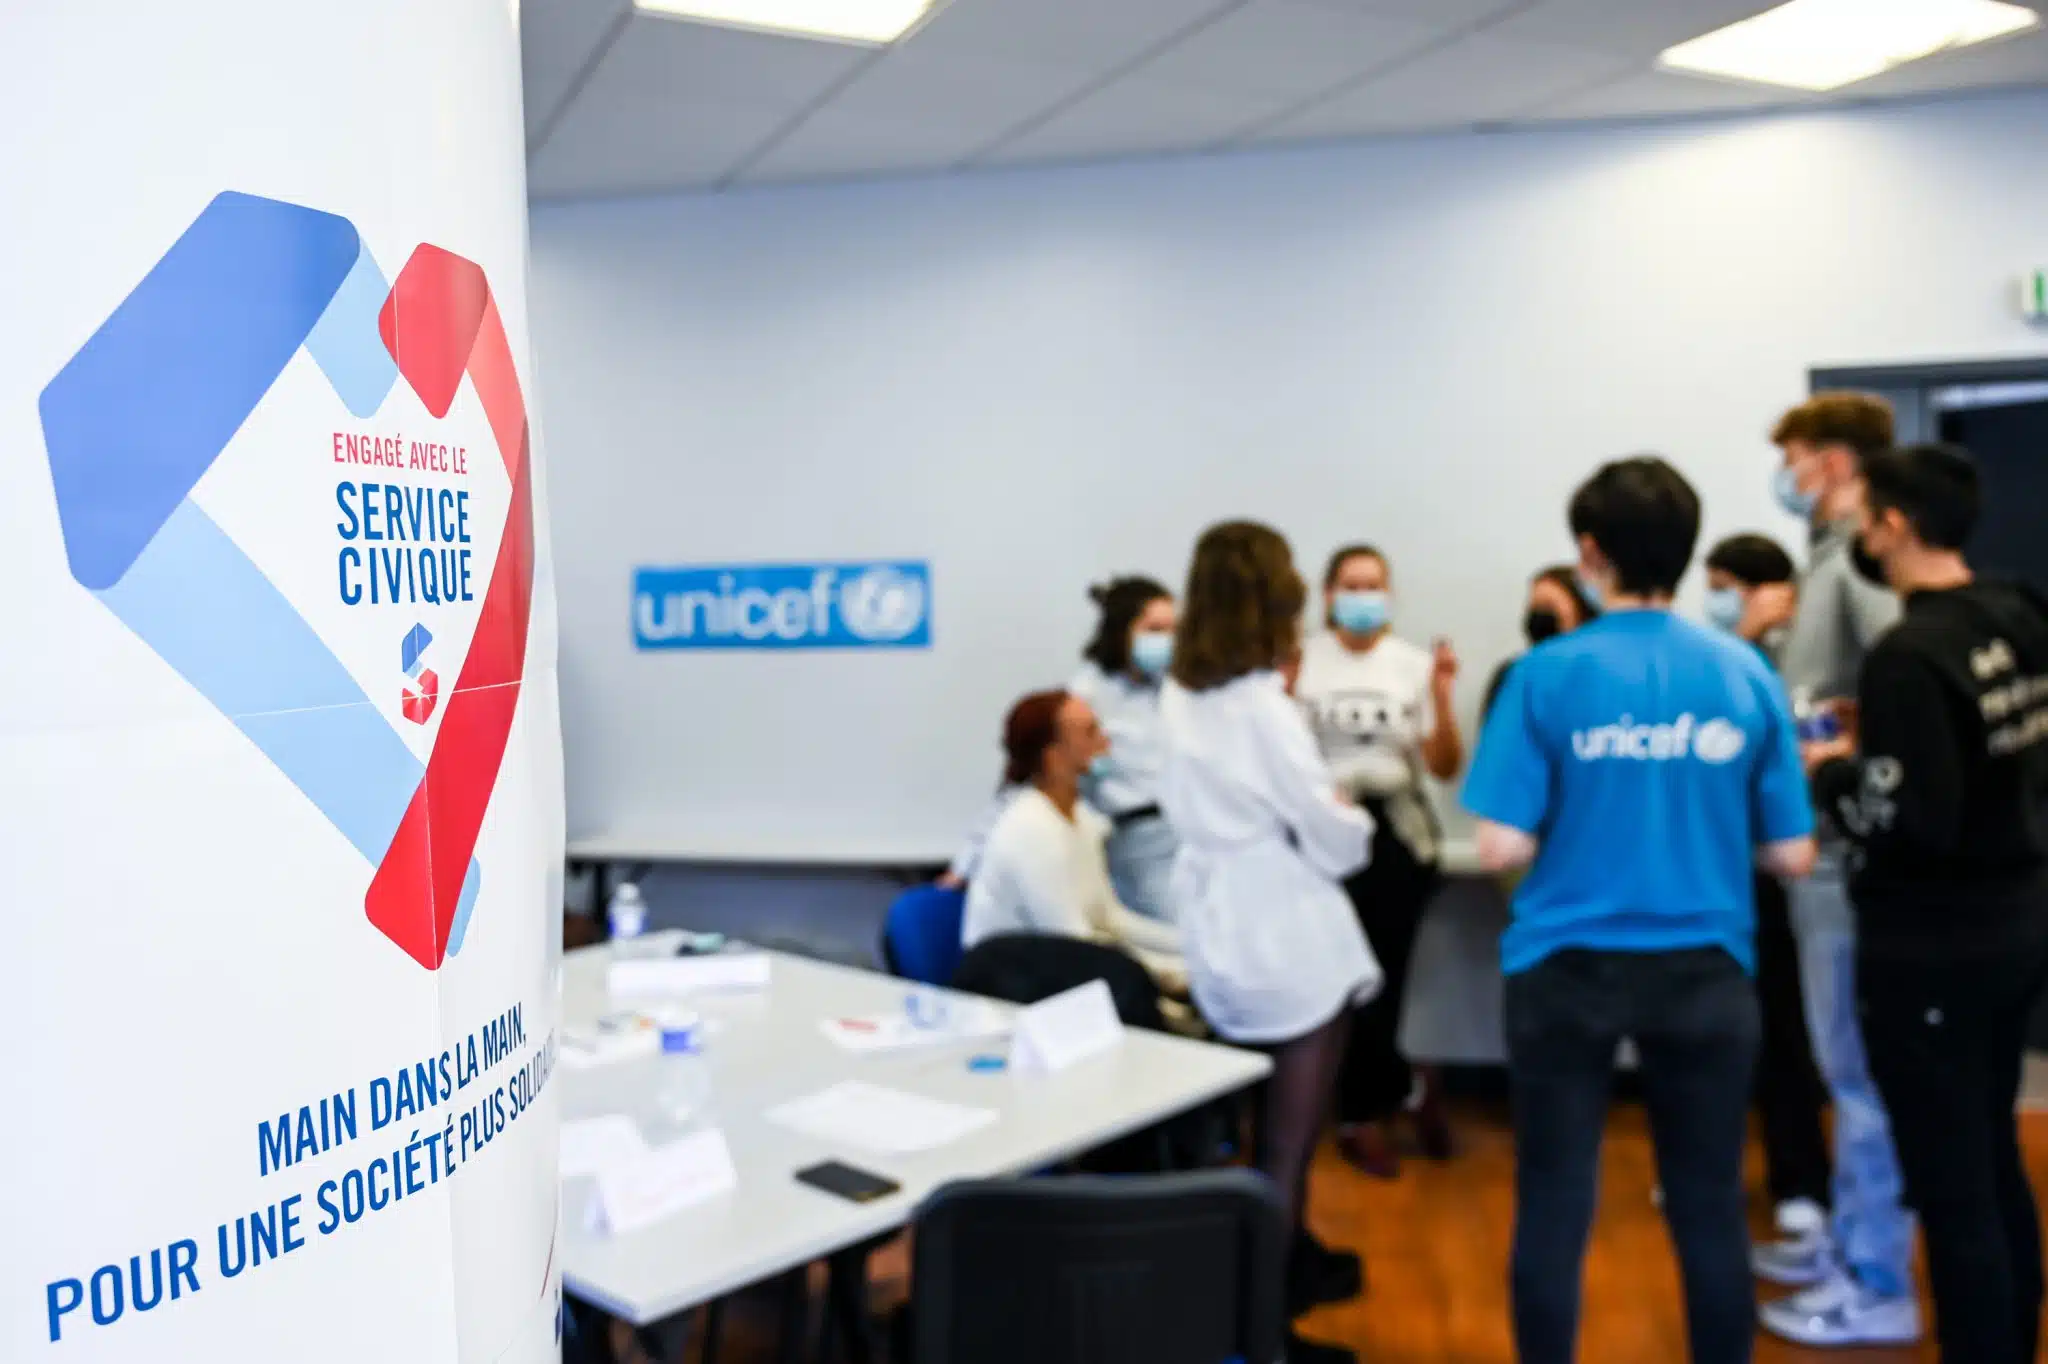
[651,1099,2048,1362]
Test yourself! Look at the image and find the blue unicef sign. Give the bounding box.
[633,561,932,650]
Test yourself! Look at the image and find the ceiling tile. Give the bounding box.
[1250,29,1639,138]
[522,0,633,141]
[1289,0,1529,26]
[591,11,868,104]
[1126,0,1451,100]
[977,0,1454,164]
[911,0,1250,70]
[1487,0,1781,59]
[745,45,1088,179]
[1523,65,1811,122]
[527,12,869,195]
[1840,23,2048,98]
[979,76,1283,164]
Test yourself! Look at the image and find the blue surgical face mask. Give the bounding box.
[1575,571,1606,612]
[1086,753,1114,783]
[1704,586,1746,633]
[1773,466,1820,519]
[1330,590,1390,635]
[1129,630,1173,678]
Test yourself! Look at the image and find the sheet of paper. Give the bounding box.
[819,998,1010,1054]
[607,951,771,998]
[765,1081,996,1155]
[559,1115,650,1179]
[588,1128,738,1236]
[1011,979,1125,1075]
[558,1024,662,1071]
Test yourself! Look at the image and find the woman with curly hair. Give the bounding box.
[1158,520,1377,1364]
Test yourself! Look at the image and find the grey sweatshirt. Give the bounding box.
[1778,516,1903,706]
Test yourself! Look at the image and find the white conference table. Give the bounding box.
[563,832,1486,876]
[558,935,1272,1328]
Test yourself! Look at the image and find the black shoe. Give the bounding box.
[1288,1231,1363,1315]
[1286,1327,1357,1363]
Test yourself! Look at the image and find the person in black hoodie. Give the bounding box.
[1803,442,2048,1364]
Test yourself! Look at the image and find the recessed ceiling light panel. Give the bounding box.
[636,0,937,46]
[1659,0,2039,92]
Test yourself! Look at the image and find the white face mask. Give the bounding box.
[1704,587,1746,633]
[1129,630,1173,678]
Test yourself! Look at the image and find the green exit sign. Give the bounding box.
[2026,269,2048,321]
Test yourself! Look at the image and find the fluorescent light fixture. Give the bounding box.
[1659,0,2039,91]
[635,0,936,45]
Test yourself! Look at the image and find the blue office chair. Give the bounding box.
[880,884,967,986]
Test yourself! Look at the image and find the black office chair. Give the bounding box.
[952,934,1236,1173]
[902,1171,1286,1364]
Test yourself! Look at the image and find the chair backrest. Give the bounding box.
[951,933,1164,1032]
[881,884,967,986]
[909,1171,1286,1364]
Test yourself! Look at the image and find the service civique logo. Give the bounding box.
[38,191,535,971]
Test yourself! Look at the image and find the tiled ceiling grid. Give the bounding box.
[522,0,2048,196]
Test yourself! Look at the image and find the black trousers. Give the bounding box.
[1753,872,1831,1209]
[1335,811,1440,1126]
[1507,948,1759,1364]
[1861,924,2048,1364]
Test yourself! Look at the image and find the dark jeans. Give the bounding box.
[1754,873,1831,1209]
[1507,948,1759,1364]
[1861,926,2048,1364]
[1336,811,1439,1125]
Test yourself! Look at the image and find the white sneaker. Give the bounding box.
[1751,1199,1834,1287]
[1758,1272,1922,1347]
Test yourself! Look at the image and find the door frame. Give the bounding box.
[1810,356,2048,444]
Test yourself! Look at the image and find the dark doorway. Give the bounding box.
[1937,385,2048,593]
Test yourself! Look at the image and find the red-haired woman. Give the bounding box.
[960,690,1185,994]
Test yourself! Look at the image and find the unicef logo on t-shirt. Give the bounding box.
[839,566,926,642]
[1690,717,1747,765]
[1572,713,1746,765]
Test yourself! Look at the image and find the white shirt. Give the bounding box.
[1067,663,1167,816]
[1294,631,1437,798]
[961,788,1186,991]
[946,785,1019,884]
[1158,672,1381,1043]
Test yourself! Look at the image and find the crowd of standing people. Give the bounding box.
[943,393,2048,1364]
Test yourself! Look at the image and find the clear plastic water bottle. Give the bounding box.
[606,881,647,942]
[1791,687,1841,743]
[654,1021,711,1125]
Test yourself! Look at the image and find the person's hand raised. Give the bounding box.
[1431,638,1459,691]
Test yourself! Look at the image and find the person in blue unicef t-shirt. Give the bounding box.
[1463,456,1818,1364]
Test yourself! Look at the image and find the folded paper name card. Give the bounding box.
[606,952,771,998]
[588,1128,739,1236]
[1010,979,1125,1074]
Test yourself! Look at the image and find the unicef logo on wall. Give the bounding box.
[631,560,934,650]
[1692,718,1748,765]
[839,566,927,642]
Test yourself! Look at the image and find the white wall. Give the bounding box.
[532,90,2048,860]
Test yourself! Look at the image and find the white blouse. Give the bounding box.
[1157,671,1381,1043]
[960,787,1186,992]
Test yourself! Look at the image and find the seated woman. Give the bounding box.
[962,690,1186,995]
